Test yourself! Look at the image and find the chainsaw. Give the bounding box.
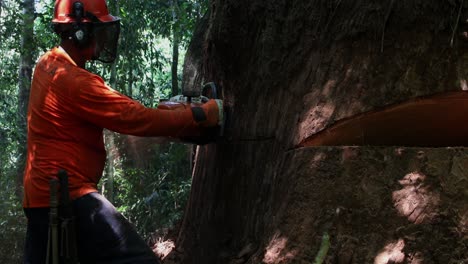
[158,82,226,145]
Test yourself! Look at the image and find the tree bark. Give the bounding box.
[103,0,122,203]
[171,0,180,96]
[168,0,468,263]
[16,0,35,199]
[103,130,116,203]
[181,12,208,94]
[172,34,180,96]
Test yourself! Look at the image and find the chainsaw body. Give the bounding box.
[158,82,224,145]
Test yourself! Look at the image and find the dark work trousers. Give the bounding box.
[23,192,161,264]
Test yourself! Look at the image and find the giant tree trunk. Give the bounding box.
[168,1,468,263]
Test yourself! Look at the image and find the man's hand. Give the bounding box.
[191,99,223,127]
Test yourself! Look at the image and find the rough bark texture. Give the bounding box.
[168,1,468,263]
[16,0,35,198]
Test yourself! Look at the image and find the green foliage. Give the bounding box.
[1,0,21,151]
[34,0,60,52]
[1,1,33,262]
[106,142,192,238]
[98,0,208,103]
[0,188,26,264]
[0,0,208,260]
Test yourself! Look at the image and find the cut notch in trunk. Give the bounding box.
[300,91,468,147]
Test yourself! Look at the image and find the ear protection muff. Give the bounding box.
[71,1,90,46]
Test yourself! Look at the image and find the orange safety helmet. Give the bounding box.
[52,0,121,63]
[52,0,119,23]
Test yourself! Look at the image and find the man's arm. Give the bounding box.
[68,75,219,137]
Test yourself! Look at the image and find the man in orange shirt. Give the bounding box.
[23,0,222,263]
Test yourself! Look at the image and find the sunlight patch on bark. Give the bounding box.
[322,80,337,97]
[263,232,298,264]
[407,251,425,264]
[459,79,468,91]
[374,238,405,264]
[392,172,440,224]
[152,238,175,260]
[182,59,199,92]
[299,88,336,141]
[457,210,468,238]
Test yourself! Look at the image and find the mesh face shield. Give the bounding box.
[91,20,120,63]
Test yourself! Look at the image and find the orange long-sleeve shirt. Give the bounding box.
[23,47,198,208]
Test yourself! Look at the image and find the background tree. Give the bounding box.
[167,0,468,263]
[1,0,36,262]
[16,0,35,199]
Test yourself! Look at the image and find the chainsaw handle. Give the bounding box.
[182,90,201,103]
[202,82,218,99]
